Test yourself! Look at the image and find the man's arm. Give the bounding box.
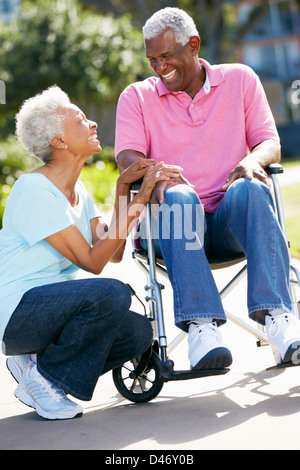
[222,139,281,191]
[117,150,147,174]
[250,139,281,166]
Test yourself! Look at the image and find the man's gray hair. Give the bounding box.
[142,7,199,45]
[15,85,71,163]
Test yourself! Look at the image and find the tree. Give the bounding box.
[0,0,149,138]
[79,0,269,63]
[184,0,269,63]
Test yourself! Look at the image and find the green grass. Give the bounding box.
[281,182,300,259]
[280,159,300,259]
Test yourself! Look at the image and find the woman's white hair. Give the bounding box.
[15,85,71,163]
[142,7,199,45]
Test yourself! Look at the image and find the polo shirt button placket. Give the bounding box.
[190,102,195,121]
[190,102,204,125]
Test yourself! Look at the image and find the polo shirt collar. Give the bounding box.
[156,58,225,97]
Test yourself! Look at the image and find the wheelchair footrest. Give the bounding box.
[162,368,230,382]
[266,361,300,372]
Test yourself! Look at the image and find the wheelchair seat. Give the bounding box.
[134,246,245,271]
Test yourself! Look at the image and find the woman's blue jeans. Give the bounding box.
[3,278,153,400]
[139,179,292,332]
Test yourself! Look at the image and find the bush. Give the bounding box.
[0,135,36,224]
[80,161,119,212]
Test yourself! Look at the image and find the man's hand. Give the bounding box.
[222,140,280,191]
[151,173,195,205]
[222,156,271,191]
[137,162,183,205]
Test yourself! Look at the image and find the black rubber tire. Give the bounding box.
[112,351,164,403]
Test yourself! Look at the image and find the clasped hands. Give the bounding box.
[118,158,194,206]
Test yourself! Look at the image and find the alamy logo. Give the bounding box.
[95,197,205,251]
[0,80,5,104]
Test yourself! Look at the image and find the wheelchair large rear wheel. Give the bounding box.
[112,351,164,403]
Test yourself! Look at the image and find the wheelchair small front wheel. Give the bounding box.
[112,351,164,403]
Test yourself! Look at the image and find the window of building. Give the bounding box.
[243,39,299,80]
[239,1,295,40]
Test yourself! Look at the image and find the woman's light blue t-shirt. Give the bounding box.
[0,173,100,344]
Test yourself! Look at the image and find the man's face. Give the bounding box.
[145,28,201,98]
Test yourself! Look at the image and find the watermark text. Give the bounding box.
[96,198,205,251]
[291,80,300,105]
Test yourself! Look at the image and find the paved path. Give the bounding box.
[1,249,299,450]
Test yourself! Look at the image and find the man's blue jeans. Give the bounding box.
[3,278,153,400]
[139,178,292,332]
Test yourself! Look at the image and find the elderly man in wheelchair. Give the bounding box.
[115,7,300,376]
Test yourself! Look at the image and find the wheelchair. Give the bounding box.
[112,163,300,403]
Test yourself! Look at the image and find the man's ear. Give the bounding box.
[189,36,200,56]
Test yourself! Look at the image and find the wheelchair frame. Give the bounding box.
[112,164,300,403]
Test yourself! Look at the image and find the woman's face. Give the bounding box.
[62,104,101,157]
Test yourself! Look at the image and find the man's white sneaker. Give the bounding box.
[188,321,232,370]
[15,362,83,420]
[6,355,31,383]
[266,313,300,365]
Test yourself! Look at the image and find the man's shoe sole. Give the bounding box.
[192,347,233,370]
[283,342,300,365]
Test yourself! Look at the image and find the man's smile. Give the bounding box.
[161,69,177,81]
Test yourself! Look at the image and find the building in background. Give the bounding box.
[238,0,300,156]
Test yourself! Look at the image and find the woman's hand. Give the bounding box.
[117,158,184,205]
[117,158,157,186]
[134,162,183,206]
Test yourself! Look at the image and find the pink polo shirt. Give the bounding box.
[115,59,279,212]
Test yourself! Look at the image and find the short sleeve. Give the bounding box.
[115,84,148,158]
[10,175,74,246]
[243,67,280,150]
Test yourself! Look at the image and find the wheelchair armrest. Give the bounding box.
[130,179,143,192]
[265,163,283,175]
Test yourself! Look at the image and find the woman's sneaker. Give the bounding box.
[15,362,83,420]
[188,321,233,370]
[6,355,31,383]
[265,313,300,365]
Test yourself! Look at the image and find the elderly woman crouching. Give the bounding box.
[0,86,183,420]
